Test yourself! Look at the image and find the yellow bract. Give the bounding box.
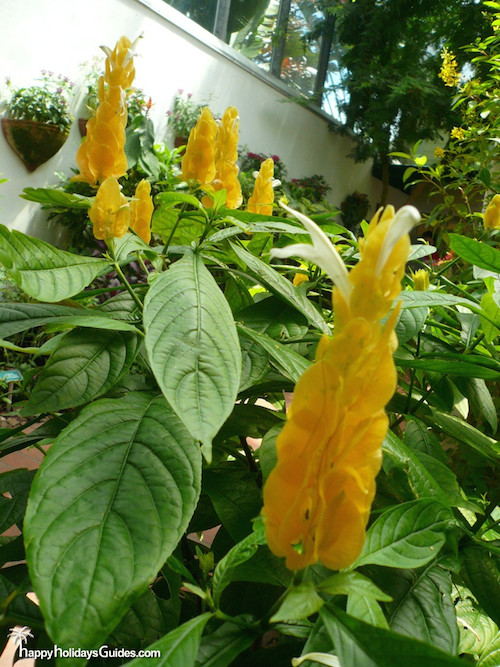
[247,158,275,216]
[73,36,136,186]
[412,269,430,291]
[181,107,218,185]
[88,177,130,241]
[129,180,154,244]
[262,205,415,571]
[484,194,500,230]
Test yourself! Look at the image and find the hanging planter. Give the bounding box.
[2,118,69,172]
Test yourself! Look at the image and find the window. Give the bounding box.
[164,0,348,123]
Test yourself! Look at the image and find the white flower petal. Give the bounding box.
[276,202,352,301]
[376,205,420,275]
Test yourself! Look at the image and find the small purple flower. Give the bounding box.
[56,87,63,94]
[187,92,192,98]
[177,88,184,94]
[272,155,280,162]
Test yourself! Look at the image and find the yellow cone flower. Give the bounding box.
[73,36,137,186]
[202,107,243,209]
[247,158,277,216]
[484,194,500,230]
[181,107,217,185]
[88,177,130,241]
[262,203,419,571]
[129,179,154,244]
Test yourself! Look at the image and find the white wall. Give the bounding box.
[0,0,407,242]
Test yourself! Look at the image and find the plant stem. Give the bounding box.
[113,262,144,311]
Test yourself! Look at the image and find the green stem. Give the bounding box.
[135,251,150,276]
[472,488,500,534]
[404,331,421,414]
[113,262,144,311]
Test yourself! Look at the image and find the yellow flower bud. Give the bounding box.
[89,177,130,241]
[484,194,500,230]
[247,158,275,216]
[293,272,308,286]
[181,107,217,185]
[412,269,430,291]
[129,180,154,244]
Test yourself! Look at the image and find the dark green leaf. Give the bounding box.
[355,499,453,569]
[320,605,465,667]
[461,545,500,627]
[271,581,324,622]
[124,613,211,667]
[195,620,257,667]
[24,392,202,650]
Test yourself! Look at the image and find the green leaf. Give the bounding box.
[155,192,202,209]
[478,632,500,667]
[237,323,310,382]
[195,620,257,667]
[23,329,141,415]
[404,418,448,463]
[152,208,205,245]
[480,292,500,342]
[0,225,110,302]
[465,377,498,432]
[144,251,241,453]
[203,466,262,542]
[24,392,202,650]
[237,295,309,340]
[230,242,329,333]
[0,302,140,338]
[213,524,267,606]
[408,245,436,261]
[320,605,465,667]
[346,594,389,630]
[124,613,211,667]
[399,291,478,310]
[394,351,500,380]
[461,546,500,627]
[238,333,269,392]
[385,565,458,654]
[318,572,392,602]
[355,499,453,569]
[395,307,428,344]
[427,410,500,460]
[449,234,500,272]
[456,600,498,656]
[259,423,281,482]
[271,581,324,622]
[21,187,92,209]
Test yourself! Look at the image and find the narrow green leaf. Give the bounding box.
[237,323,310,382]
[399,291,478,310]
[0,225,110,301]
[394,352,500,380]
[23,329,141,415]
[427,410,500,460]
[24,392,202,650]
[449,234,500,272]
[124,613,211,667]
[320,605,465,667]
[0,302,140,338]
[230,242,329,333]
[21,187,92,209]
[355,499,453,569]
[144,251,241,452]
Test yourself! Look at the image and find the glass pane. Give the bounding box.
[321,42,349,124]
[229,0,279,72]
[165,0,217,33]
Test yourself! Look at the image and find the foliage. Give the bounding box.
[1,32,500,667]
[167,90,207,140]
[2,70,74,132]
[395,2,500,245]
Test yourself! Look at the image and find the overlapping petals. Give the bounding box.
[129,180,154,244]
[262,203,419,570]
[88,177,130,241]
[247,158,278,216]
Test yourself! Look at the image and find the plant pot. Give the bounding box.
[174,135,188,149]
[78,117,89,137]
[1,118,69,172]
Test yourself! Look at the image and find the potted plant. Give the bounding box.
[167,89,206,147]
[1,71,74,171]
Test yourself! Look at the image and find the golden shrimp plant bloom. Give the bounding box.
[247,158,277,216]
[262,202,419,571]
[73,36,137,186]
[484,194,500,230]
[181,107,218,185]
[88,177,130,241]
[203,107,243,209]
[129,179,154,244]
